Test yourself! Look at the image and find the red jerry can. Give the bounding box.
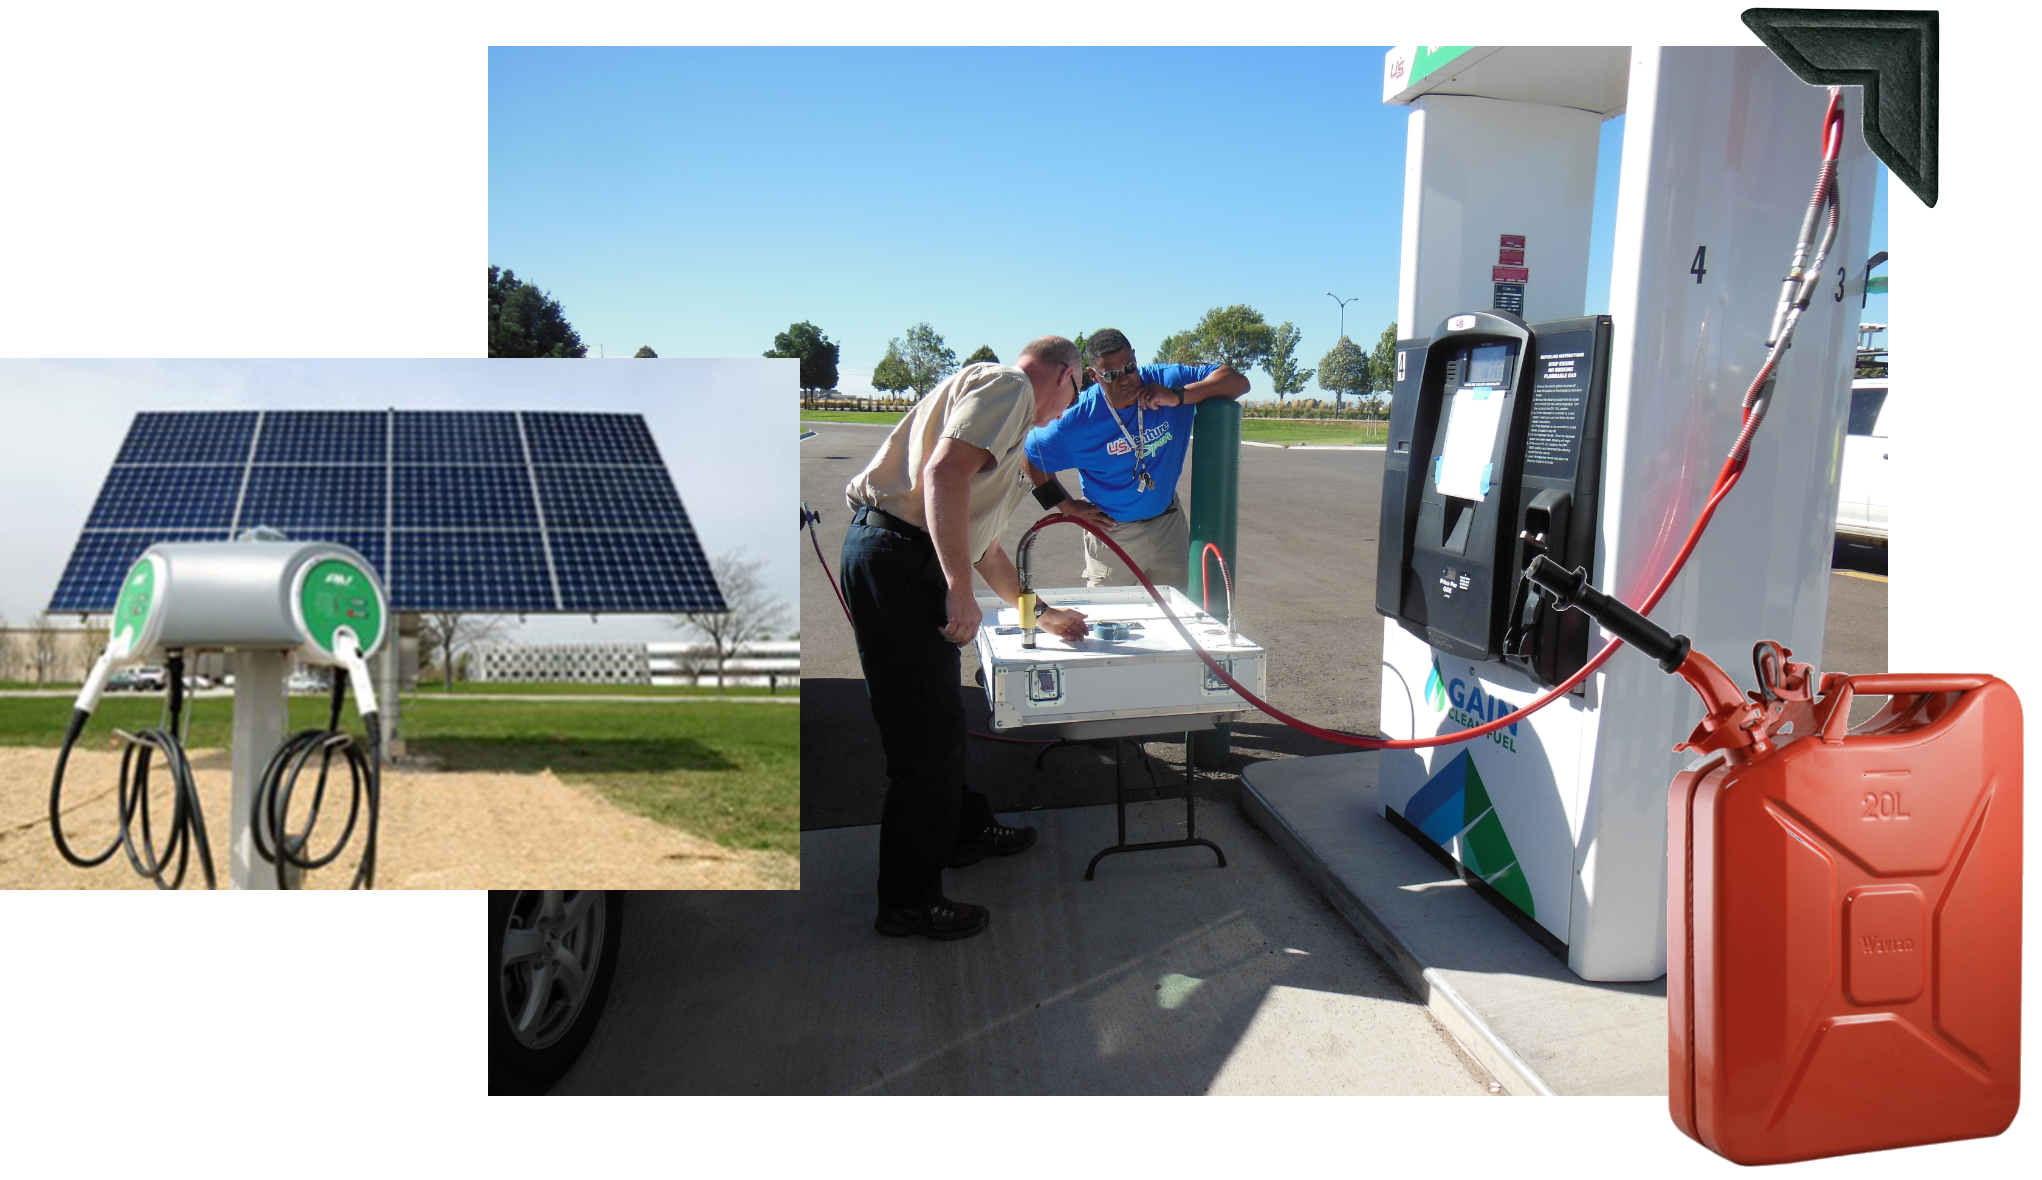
[1668,669,2023,1164]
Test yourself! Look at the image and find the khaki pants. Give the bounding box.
[1082,496,1190,589]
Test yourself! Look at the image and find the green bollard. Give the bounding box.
[1186,398,1240,770]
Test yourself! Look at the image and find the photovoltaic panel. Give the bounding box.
[239,465,387,530]
[115,411,257,464]
[390,530,554,612]
[535,465,687,529]
[552,531,724,613]
[394,464,537,529]
[255,410,387,463]
[393,410,522,464]
[53,409,725,616]
[85,465,245,529]
[524,411,662,464]
[49,530,232,613]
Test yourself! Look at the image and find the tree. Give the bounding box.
[417,612,514,691]
[763,321,841,393]
[673,550,791,689]
[1367,322,1399,416]
[634,345,658,358]
[891,323,958,399]
[1192,304,1275,372]
[871,341,914,398]
[1317,336,1369,409]
[963,344,999,365]
[488,266,588,358]
[30,615,62,685]
[1151,330,1201,364]
[1260,321,1314,406]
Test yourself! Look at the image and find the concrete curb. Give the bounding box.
[1238,778,1557,1096]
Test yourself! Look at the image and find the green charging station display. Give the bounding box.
[299,557,384,657]
[112,557,156,652]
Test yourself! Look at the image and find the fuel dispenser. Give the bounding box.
[1377,311,1612,688]
[50,539,387,889]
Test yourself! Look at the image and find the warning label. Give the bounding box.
[1525,337,1591,480]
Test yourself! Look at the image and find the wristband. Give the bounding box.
[1032,476,1070,510]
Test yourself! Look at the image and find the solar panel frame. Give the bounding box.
[114,411,258,464]
[49,529,235,613]
[239,465,388,531]
[524,411,663,464]
[551,530,725,613]
[85,464,246,529]
[52,409,727,616]
[389,529,556,612]
[254,410,388,464]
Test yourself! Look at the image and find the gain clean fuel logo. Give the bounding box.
[1428,660,1521,752]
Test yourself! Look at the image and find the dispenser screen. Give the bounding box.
[1466,343,1511,387]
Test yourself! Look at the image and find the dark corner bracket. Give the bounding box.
[1742,9,1938,207]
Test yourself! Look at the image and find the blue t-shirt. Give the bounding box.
[1024,363,1216,521]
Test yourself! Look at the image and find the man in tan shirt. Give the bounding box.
[843,336,1088,940]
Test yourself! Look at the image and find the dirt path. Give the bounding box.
[1,746,798,890]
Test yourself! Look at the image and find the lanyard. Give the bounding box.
[1103,396,1155,492]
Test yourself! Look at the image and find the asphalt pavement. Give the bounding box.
[619,417,1892,1097]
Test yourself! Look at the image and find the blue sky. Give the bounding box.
[491,46,1886,395]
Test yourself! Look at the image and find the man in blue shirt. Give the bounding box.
[1024,328,1249,589]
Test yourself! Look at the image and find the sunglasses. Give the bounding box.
[1092,360,1142,383]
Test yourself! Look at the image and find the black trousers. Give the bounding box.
[839,511,995,908]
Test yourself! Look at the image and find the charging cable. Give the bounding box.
[50,650,217,889]
[251,632,382,889]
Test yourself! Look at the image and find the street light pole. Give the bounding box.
[1326,291,1357,341]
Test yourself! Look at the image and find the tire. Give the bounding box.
[488,890,624,1094]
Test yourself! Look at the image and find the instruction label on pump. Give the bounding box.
[1436,386,1506,499]
[1524,327,1597,481]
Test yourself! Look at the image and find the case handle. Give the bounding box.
[1818,674,1993,744]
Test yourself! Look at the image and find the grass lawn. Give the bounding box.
[801,409,907,424]
[0,693,800,858]
[424,681,788,697]
[1238,418,1388,446]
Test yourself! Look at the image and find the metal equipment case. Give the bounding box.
[1669,674,2023,1164]
[974,585,1266,736]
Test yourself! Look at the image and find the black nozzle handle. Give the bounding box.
[1524,555,1690,674]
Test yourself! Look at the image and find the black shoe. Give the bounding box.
[874,897,990,940]
[948,822,1037,867]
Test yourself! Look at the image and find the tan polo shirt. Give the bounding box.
[845,362,1037,563]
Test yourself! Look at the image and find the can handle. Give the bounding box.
[1819,674,1994,744]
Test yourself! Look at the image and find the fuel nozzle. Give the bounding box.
[1523,556,1769,759]
[1017,528,1042,648]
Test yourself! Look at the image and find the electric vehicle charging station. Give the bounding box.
[57,538,388,889]
[45,407,728,890]
[1351,47,1877,981]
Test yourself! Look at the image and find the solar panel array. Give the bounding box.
[50,410,726,615]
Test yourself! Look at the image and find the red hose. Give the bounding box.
[1026,394,1758,750]
[807,516,853,624]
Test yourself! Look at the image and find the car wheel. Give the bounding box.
[488,890,624,1094]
